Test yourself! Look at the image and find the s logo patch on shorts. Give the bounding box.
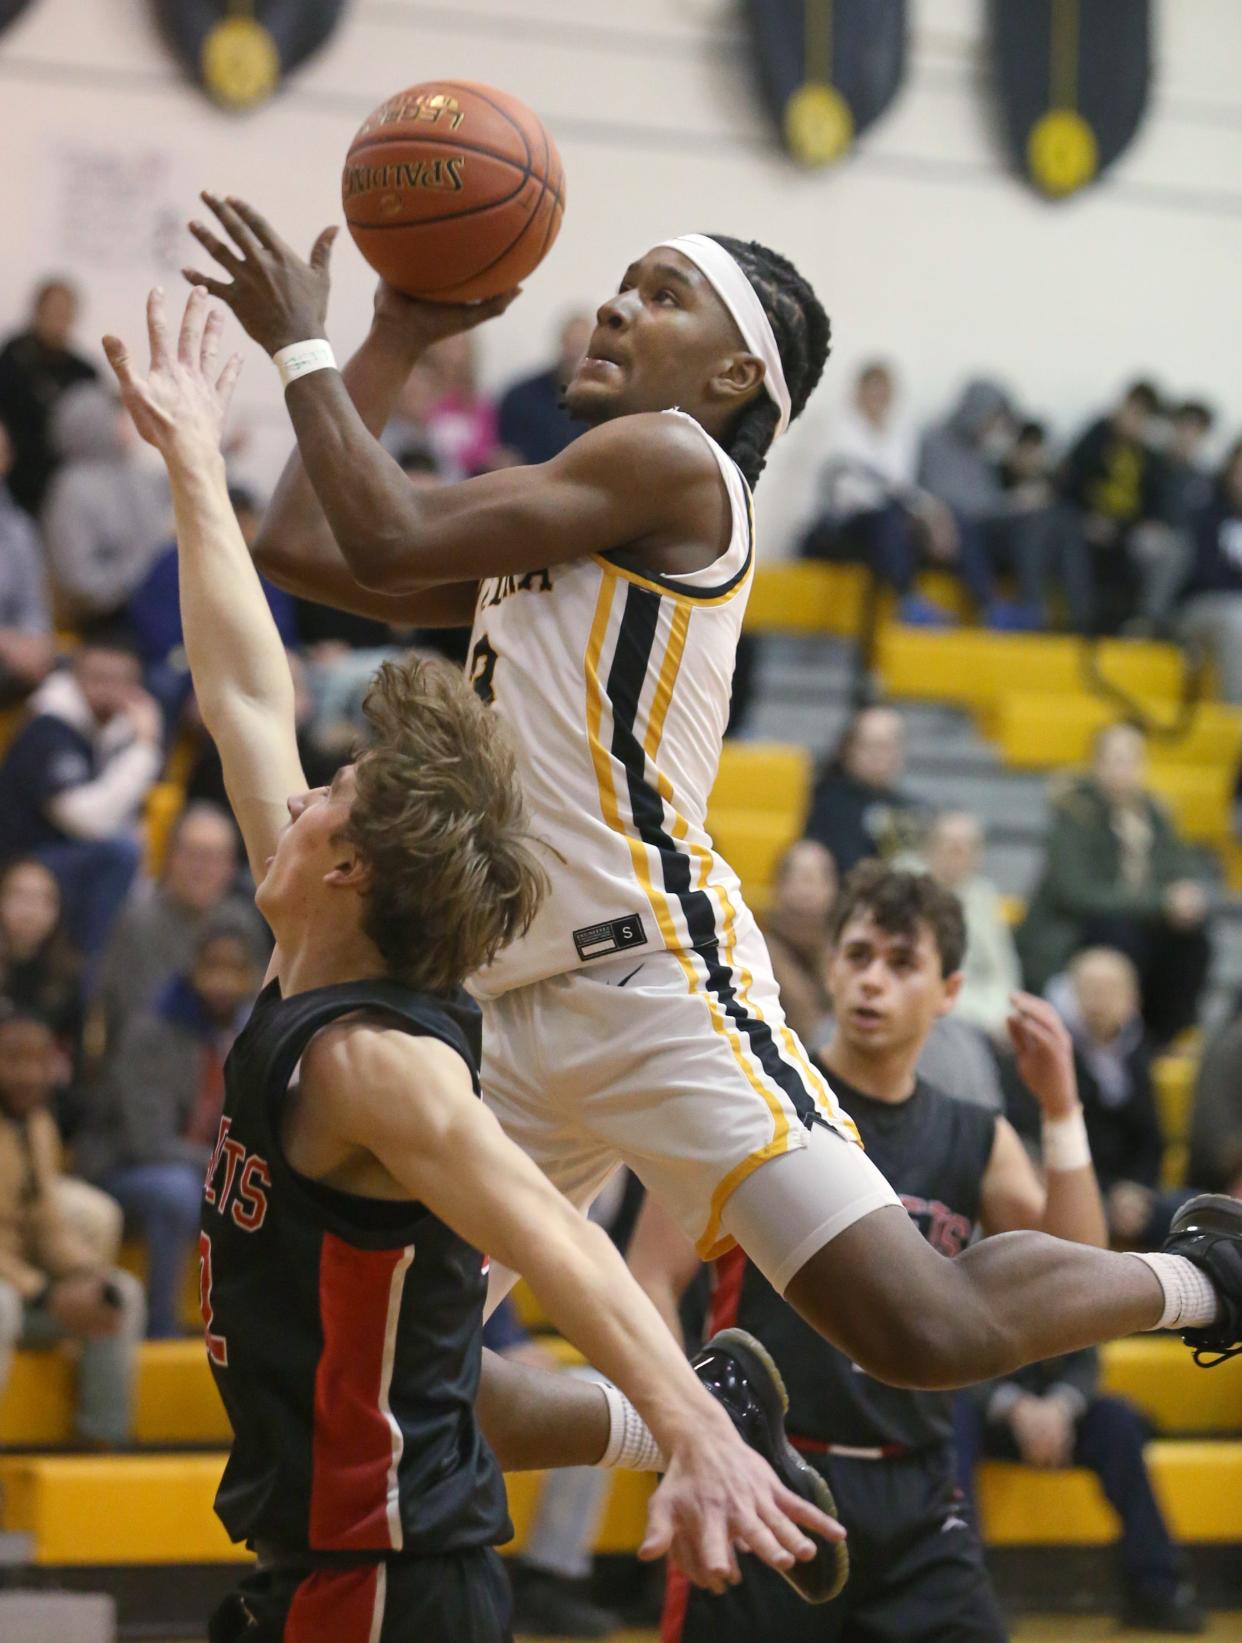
[573,914,647,962]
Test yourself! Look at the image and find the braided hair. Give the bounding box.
[706,235,831,488]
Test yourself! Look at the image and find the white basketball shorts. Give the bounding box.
[480,919,899,1293]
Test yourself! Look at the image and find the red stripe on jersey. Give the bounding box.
[309,1233,413,1552]
[285,1565,382,1643]
[707,1244,747,1336]
[660,1563,692,1643]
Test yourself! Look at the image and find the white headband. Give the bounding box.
[657,233,792,440]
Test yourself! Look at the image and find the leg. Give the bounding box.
[723,1126,1164,1389]
[75,1267,145,1445]
[1074,1395,1182,1600]
[949,514,994,610]
[1179,595,1242,703]
[53,1178,124,1266]
[1139,922,1211,1047]
[103,1162,204,1337]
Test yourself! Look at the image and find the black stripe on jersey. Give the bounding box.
[598,476,755,601]
[605,583,818,1129]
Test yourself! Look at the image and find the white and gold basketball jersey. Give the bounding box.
[467,412,755,999]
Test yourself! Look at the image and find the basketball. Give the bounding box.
[342,80,565,303]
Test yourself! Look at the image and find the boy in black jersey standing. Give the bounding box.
[102,288,841,1643]
[632,862,1112,1643]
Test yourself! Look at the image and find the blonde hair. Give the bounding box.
[343,657,548,993]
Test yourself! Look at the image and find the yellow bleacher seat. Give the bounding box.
[992,693,1242,772]
[708,808,800,898]
[710,742,810,816]
[1100,1336,1242,1433]
[743,562,865,635]
[877,629,1186,720]
[0,1341,228,1448]
[978,1442,1242,1545]
[1145,762,1233,846]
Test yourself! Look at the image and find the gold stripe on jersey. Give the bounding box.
[584,573,799,1246]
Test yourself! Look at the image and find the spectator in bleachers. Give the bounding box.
[0,1006,144,1445]
[128,485,296,726]
[0,633,162,960]
[799,361,966,626]
[95,800,257,1057]
[954,1347,1205,1635]
[997,419,1093,632]
[1176,438,1242,702]
[919,379,1076,632]
[0,857,86,1101]
[1187,1006,1242,1199]
[1160,401,1216,537]
[79,916,263,1337]
[1016,722,1211,1046]
[924,811,1021,1044]
[762,839,838,1053]
[1060,381,1166,635]
[0,418,53,706]
[40,382,168,628]
[498,310,591,466]
[0,276,98,515]
[803,705,925,874]
[423,333,506,479]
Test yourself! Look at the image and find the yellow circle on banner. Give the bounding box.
[1027,109,1099,196]
[784,83,854,167]
[202,16,280,109]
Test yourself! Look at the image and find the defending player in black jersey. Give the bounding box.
[102,288,841,1643]
[631,864,1111,1643]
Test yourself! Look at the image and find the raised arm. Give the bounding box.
[303,1023,842,1592]
[979,993,1108,1247]
[103,288,305,884]
[184,195,720,594]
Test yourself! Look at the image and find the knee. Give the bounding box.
[135,1167,203,1225]
[106,1269,147,1338]
[0,1281,22,1346]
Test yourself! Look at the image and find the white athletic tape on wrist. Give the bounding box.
[598,1381,667,1472]
[1041,1108,1092,1172]
[273,338,337,390]
[1132,1251,1220,1331]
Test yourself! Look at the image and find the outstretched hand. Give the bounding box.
[185,191,337,357]
[102,286,242,462]
[641,1424,844,1594]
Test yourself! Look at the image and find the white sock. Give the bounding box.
[1131,1252,1220,1330]
[597,1381,667,1471]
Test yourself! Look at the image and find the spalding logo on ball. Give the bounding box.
[343,81,566,303]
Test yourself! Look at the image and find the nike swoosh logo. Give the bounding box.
[616,964,645,988]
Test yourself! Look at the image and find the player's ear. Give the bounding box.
[937,969,964,1016]
[324,851,371,891]
[709,351,765,409]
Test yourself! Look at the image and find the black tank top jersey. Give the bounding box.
[710,1072,998,1452]
[200,977,511,1558]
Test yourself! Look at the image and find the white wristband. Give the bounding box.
[273,338,337,390]
[1041,1107,1092,1172]
[597,1380,667,1472]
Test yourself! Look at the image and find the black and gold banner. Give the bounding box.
[153,0,350,111]
[991,0,1151,199]
[0,0,37,36]
[743,0,907,168]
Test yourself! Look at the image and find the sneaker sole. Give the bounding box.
[707,1327,849,1604]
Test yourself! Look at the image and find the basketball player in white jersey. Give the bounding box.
[183,195,1242,1406]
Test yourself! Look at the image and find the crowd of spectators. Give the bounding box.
[802,362,1242,676]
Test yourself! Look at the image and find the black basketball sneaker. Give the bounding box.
[692,1327,849,1603]
[1161,1194,1242,1367]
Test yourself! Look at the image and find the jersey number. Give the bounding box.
[199,1231,229,1368]
[469,634,499,705]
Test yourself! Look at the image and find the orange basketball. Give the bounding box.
[342,81,566,303]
